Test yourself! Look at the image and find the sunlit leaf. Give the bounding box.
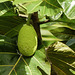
[13,0,37,4]
[40,22,75,41]
[47,41,75,75]
[13,0,63,20]
[40,29,60,47]
[57,0,75,19]
[0,0,14,3]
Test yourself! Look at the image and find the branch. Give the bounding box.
[31,12,42,45]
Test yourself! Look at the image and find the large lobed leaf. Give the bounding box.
[47,41,75,75]
[13,0,63,20]
[0,43,51,75]
[2,0,75,20]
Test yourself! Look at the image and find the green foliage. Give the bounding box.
[0,35,16,52]
[0,1,16,16]
[57,0,75,19]
[0,0,75,75]
[0,16,25,36]
[13,0,63,20]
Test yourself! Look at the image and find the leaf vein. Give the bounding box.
[44,0,59,8]
[4,3,9,10]
[0,52,17,55]
[22,57,32,75]
[33,56,45,69]
[0,65,14,66]
[30,1,42,13]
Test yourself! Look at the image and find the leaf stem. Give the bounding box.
[27,14,32,25]
[18,4,27,10]
[8,54,22,75]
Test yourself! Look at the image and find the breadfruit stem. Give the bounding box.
[27,14,32,25]
[31,12,42,45]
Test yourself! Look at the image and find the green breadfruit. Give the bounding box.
[18,24,38,56]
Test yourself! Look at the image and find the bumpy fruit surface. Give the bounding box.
[18,24,37,56]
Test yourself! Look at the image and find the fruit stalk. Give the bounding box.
[31,12,42,45]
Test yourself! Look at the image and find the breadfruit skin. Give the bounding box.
[18,24,37,56]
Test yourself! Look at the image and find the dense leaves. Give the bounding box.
[40,22,75,41]
[0,16,50,75]
[0,16,25,36]
[0,0,75,75]
[13,0,63,20]
[40,22,75,74]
